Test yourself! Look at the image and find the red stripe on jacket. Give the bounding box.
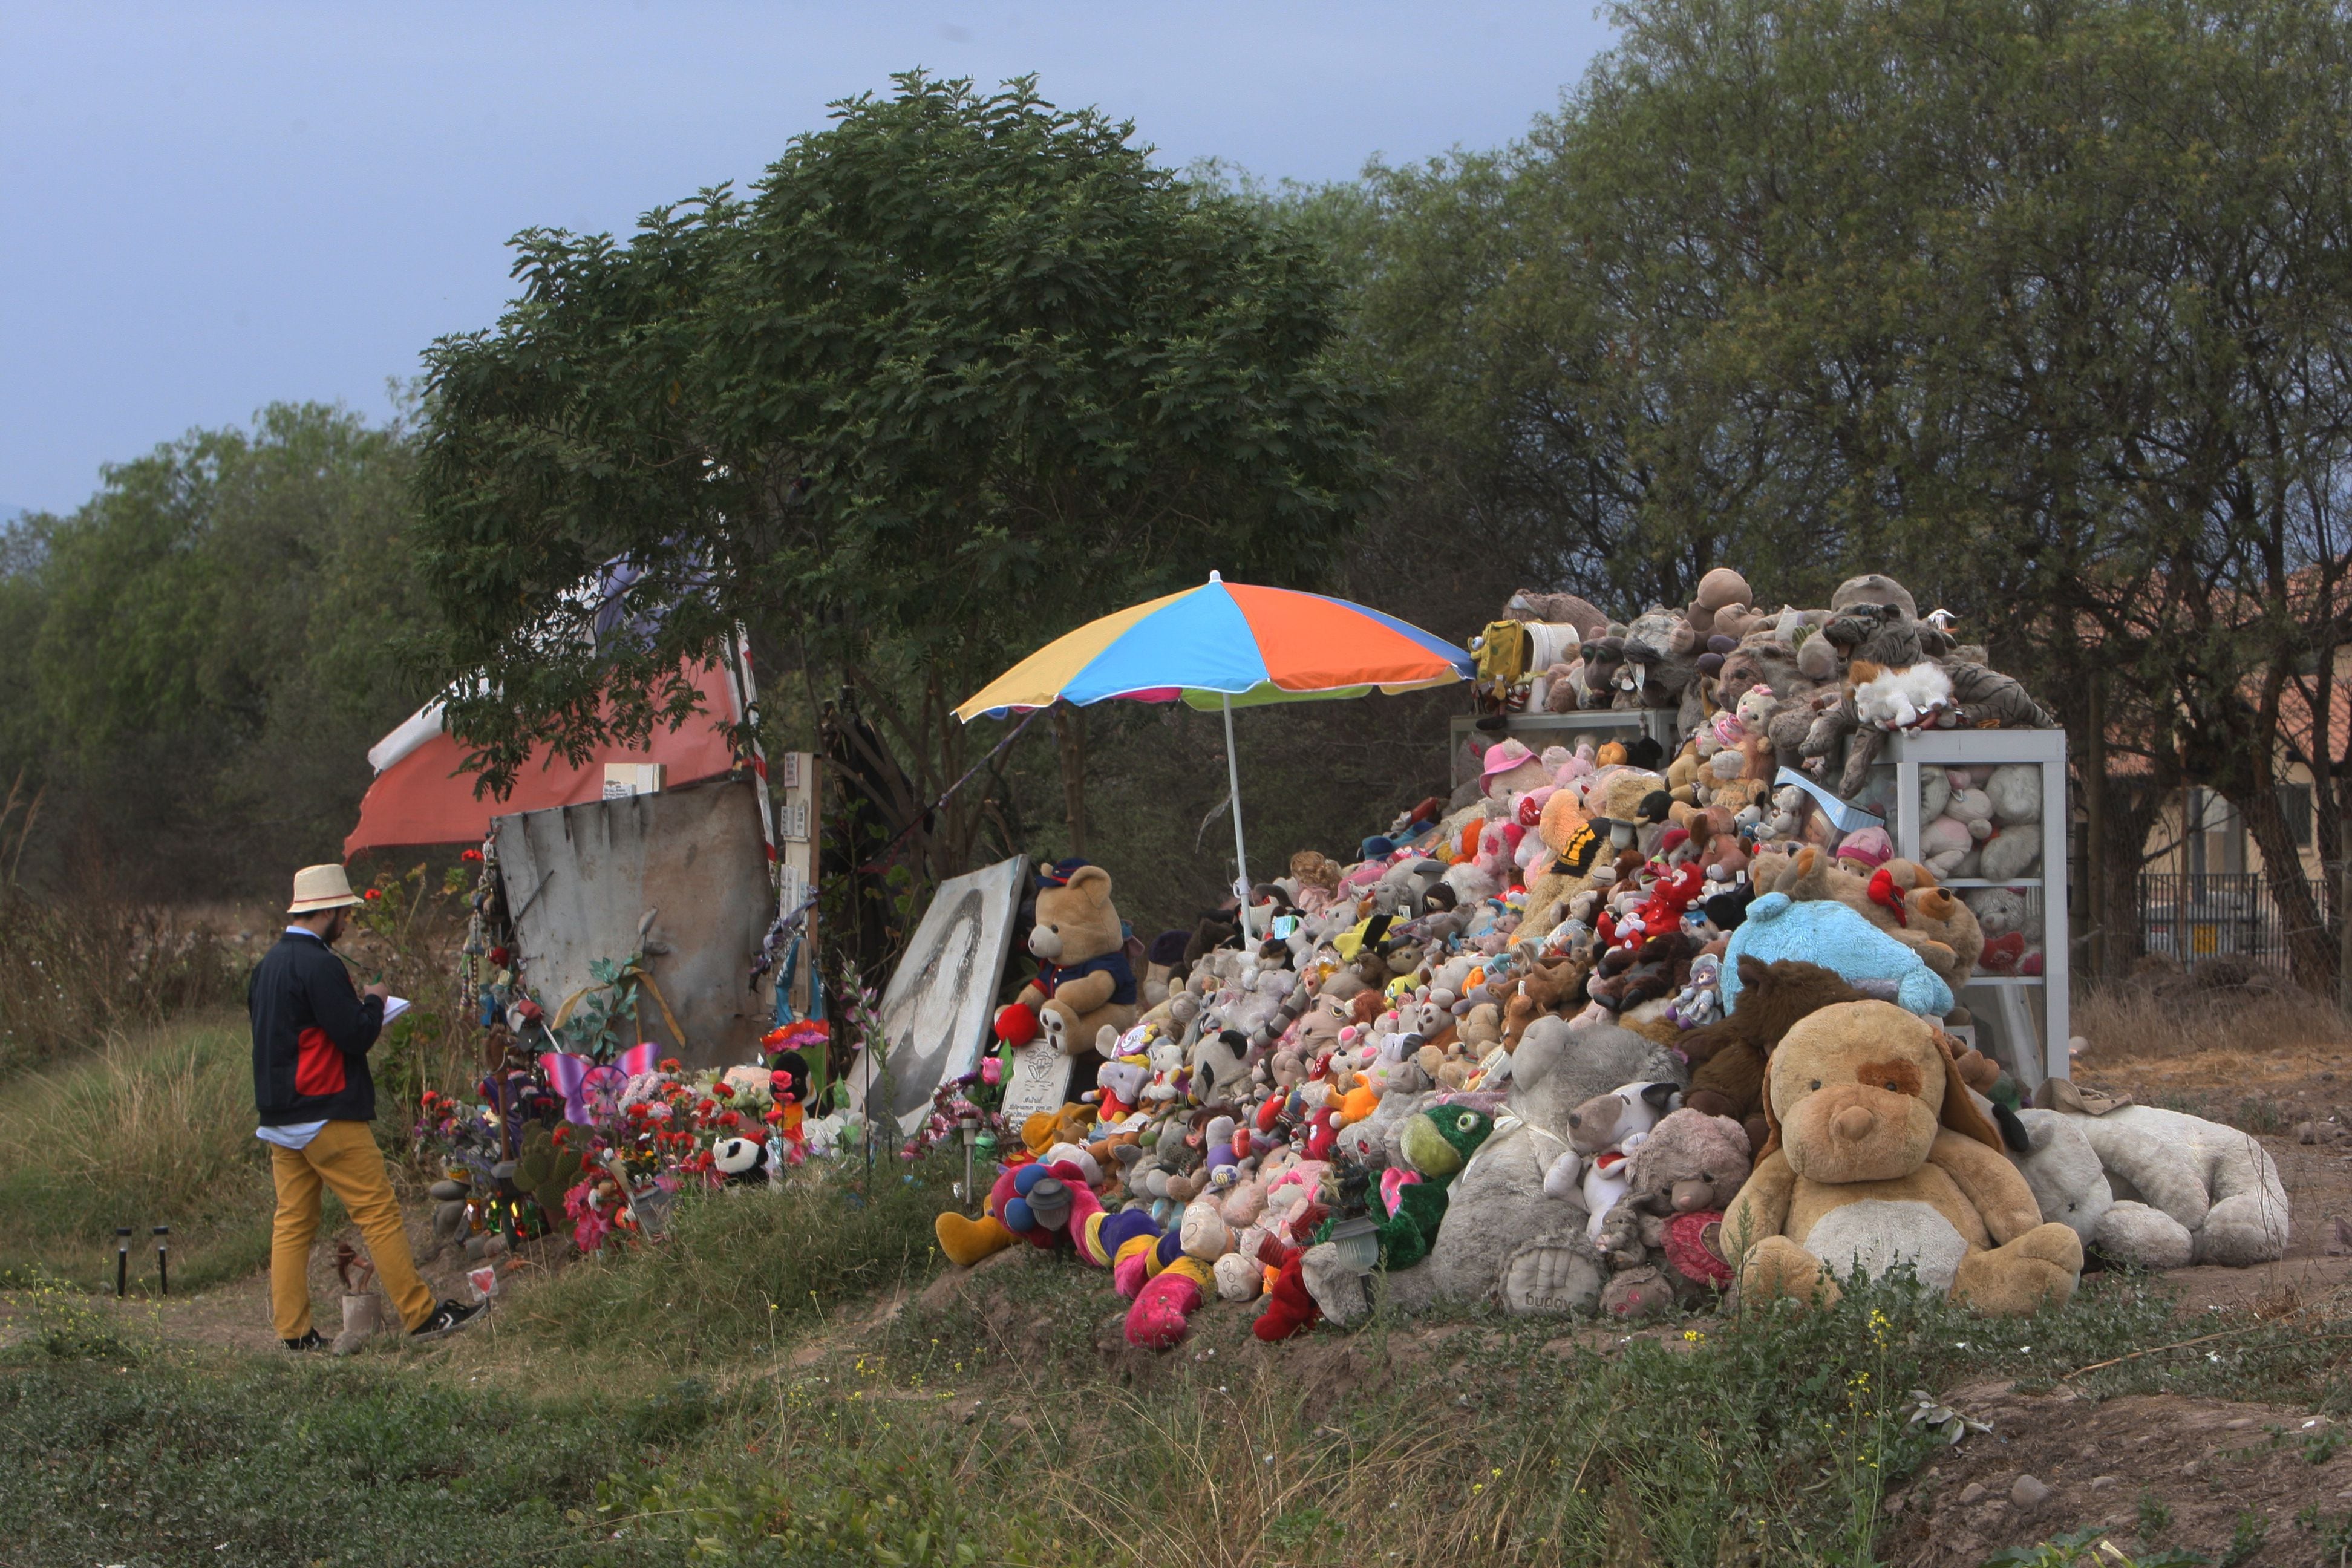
[294,1025,347,1097]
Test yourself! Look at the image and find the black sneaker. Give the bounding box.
[409,1299,486,1340]
[283,1329,325,1351]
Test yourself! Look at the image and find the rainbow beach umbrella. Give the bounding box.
[956,572,1472,934]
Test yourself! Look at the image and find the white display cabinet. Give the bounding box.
[1875,728,2069,1089]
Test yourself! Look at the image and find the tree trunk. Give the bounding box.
[1051,703,1088,859]
[2105,774,2163,973]
[2241,782,2334,993]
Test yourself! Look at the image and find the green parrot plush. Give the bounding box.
[1373,1105,1495,1269]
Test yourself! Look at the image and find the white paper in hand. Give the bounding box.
[381,997,412,1025]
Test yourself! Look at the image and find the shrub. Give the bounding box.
[2073,978,2351,1063]
[0,898,240,1077]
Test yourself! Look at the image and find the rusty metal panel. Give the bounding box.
[494,778,774,1070]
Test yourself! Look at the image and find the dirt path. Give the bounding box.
[1888,1384,2352,1566]
[0,1201,548,1357]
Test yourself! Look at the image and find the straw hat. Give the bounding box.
[288,864,363,915]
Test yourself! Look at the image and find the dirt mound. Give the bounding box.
[2132,953,2306,1002]
[1886,1382,2351,1565]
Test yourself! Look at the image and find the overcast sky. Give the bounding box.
[0,2,1615,515]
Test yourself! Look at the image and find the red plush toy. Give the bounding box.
[1599,860,1707,953]
[1251,1238,1321,1341]
[994,1002,1041,1047]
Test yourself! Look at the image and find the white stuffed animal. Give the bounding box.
[1564,1080,1685,1240]
[2065,1105,2290,1266]
[2006,1109,2194,1269]
[1984,763,2042,825]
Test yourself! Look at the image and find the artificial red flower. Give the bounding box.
[717,1110,742,1129]
[711,1082,734,1100]
[658,1058,682,1074]
[462,849,483,863]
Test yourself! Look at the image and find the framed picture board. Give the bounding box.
[846,855,1028,1128]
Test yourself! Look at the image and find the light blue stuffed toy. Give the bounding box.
[1720,892,1955,1018]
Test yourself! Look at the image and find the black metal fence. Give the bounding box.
[2135,872,2328,973]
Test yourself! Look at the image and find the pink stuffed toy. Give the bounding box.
[1123,1200,1229,1349]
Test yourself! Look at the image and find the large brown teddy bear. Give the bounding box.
[1722,1001,2080,1315]
[1519,791,1607,941]
[1015,863,1139,1089]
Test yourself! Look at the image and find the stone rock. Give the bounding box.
[2010,1475,2050,1510]
[1958,1482,1987,1505]
[2088,1475,2117,1491]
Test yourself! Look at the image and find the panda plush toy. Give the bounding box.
[768,1049,811,1109]
[713,1135,773,1187]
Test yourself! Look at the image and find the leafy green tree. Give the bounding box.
[0,403,425,895]
[1344,0,2352,987]
[412,74,1379,933]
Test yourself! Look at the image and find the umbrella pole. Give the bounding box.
[1221,694,1253,942]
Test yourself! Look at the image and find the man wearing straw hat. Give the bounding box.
[252,863,483,1348]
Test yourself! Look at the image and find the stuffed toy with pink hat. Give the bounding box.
[1480,739,1551,803]
[1834,826,1893,875]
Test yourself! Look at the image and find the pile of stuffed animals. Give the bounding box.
[924,569,2291,1348]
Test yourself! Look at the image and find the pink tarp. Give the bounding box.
[342,662,742,858]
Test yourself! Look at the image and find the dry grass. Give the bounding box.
[0,900,242,1077]
[0,1015,273,1291]
[2071,978,2352,1068]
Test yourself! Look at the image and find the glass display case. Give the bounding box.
[1866,728,2070,1088]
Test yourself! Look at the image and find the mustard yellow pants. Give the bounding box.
[269,1120,434,1338]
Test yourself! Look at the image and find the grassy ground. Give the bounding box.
[4,1012,2348,1566]
[0,1012,279,1292]
[4,1257,2342,1567]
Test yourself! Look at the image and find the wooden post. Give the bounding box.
[2085,674,2107,981]
[2339,799,2352,1018]
[777,751,821,1021]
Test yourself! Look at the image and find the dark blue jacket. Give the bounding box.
[250,931,385,1125]
[1036,950,1138,1007]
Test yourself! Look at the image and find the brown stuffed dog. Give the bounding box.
[1721,1001,2080,1315]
